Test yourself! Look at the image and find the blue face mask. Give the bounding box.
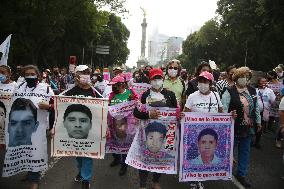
[0,74,7,82]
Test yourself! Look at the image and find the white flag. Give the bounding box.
[0,34,12,66]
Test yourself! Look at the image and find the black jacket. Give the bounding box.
[133,88,177,119]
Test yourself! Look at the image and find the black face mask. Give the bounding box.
[25,77,38,88]
[97,76,103,82]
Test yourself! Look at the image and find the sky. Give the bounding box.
[121,0,218,68]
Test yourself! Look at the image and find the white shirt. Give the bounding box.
[0,81,17,93]
[279,97,284,111]
[256,87,276,112]
[185,91,223,113]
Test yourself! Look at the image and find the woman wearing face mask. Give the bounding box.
[163,59,186,109]
[11,65,54,189]
[183,71,223,189]
[108,75,138,176]
[255,77,276,148]
[216,65,237,98]
[133,68,177,189]
[0,65,17,149]
[0,65,17,93]
[221,67,261,188]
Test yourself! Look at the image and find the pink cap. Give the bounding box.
[109,75,125,85]
[199,71,214,81]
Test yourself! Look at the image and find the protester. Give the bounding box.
[12,65,54,189]
[216,65,237,98]
[255,77,276,148]
[222,67,261,188]
[133,68,177,189]
[108,75,138,176]
[63,65,100,189]
[266,71,282,147]
[183,71,223,189]
[163,59,186,108]
[186,61,212,96]
[0,65,17,93]
[93,73,109,95]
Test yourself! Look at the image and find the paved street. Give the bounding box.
[0,132,283,189]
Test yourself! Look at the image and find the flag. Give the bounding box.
[0,34,12,66]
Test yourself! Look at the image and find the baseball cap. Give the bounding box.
[109,75,125,85]
[113,67,122,71]
[75,65,89,73]
[199,71,214,81]
[149,68,163,80]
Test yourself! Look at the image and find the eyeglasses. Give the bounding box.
[169,66,178,70]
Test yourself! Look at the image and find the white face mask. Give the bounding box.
[197,83,210,94]
[79,75,91,84]
[168,69,178,77]
[237,77,247,87]
[151,79,163,90]
[92,76,97,80]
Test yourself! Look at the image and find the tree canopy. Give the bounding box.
[0,0,129,70]
[181,0,284,71]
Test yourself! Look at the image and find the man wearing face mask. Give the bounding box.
[108,75,138,176]
[63,65,100,189]
[222,67,261,188]
[133,68,177,189]
[163,59,186,108]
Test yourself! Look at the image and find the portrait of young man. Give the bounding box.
[63,104,92,139]
[190,128,221,165]
[8,98,39,147]
[145,121,167,154]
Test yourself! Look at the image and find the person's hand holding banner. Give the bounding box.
[149,109,161,119]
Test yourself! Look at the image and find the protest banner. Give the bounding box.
[126,107,179,174]
[51,96,108,159]
[106,100,137,154]
[179,112,234,182]
[131,83,151,98]
[2,83,54,177]
[0,92,12,145]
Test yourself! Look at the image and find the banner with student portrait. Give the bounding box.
[51,96,108,159]
[126,107,179,174]
[179,112,234,182]
[2,97,50,177]
[106,100,137,154]
[0,92,12,145]
[131,83,151,98]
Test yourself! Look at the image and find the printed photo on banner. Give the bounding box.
[52,96,108,159]
[106,101,137,154]
[179,112,234,182]
[2,98,48,177]
[0,92,11,145]
[126,107,179,174]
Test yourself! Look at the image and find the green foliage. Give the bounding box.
[0,0,129,70]
[181,0,284,71]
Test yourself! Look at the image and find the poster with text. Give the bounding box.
[51,96,108,159]
[179,112,234,182]
[126,107,179,174]
[2,97,50,177]
[0,92,11,145]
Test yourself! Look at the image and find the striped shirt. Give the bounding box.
[216,79,229,97]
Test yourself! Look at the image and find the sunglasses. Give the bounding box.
[169,66,178,70]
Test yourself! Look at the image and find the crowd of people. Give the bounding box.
[0,60,284,189]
